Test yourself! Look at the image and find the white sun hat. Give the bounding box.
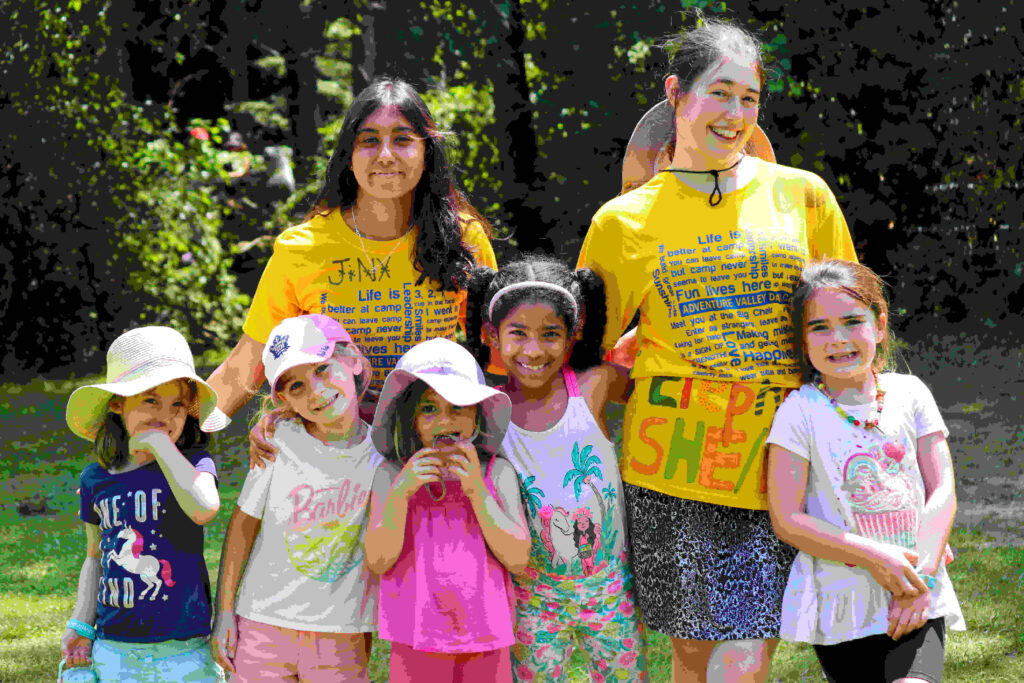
[65,326,219,442]
[371,338,510,458]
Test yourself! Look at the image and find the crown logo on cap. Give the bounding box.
[269,334,290,359]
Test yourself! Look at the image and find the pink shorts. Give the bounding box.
[231,616,369,683]
[389,642,511,683]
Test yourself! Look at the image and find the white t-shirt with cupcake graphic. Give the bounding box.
[767,373,965,645]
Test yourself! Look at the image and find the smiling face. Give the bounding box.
[490,301,573,393]
[803,288,886,390]
[349,106,426,202]
[276,355,361,431]
[412,387,479,450]
[667,55,762,168]
[111,380,190,444]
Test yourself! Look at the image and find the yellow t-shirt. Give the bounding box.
[244,209,497,392]
[578,160,857,510]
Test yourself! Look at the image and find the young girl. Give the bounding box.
[766,259,965,683]
[61,326,223,682]
[464,257,648,682]
[364,337,530,683]
[209,315,382,682]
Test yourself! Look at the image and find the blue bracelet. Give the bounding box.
[917,573,937,590]
[66,619,96,640]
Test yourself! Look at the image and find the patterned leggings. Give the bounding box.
[511,566,647,682]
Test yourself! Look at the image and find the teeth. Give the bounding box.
[711,127,739,140]
[433,433,460,446]
[519,362,546,371]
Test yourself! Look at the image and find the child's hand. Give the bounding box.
[128,430,174,459]
[445,440,486,496]
[887,587,932,640]
[60,629,93,669]
[210,608,239,674]
[392,448,444,499]
[866,543,927,599]
[248,413,280,469]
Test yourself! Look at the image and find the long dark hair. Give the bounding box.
[390,379,492,467]
[307,78,488,292]
[464,257,607,372]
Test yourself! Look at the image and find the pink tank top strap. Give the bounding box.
[562,366,581,398]
[484,453,499,496]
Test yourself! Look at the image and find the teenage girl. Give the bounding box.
[206,78,496,436]
[364,337,530,683]
[767,259,964,683]
[210,315,382,682]
[61,326,223,682]
[464,257,648,682]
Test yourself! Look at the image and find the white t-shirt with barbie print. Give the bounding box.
[767,373,965,645]
[235,418,383,632]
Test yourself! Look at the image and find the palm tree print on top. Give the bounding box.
[530,442,624,577]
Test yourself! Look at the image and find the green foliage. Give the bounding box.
[1,1,245,378]
[745,1,1024,323]
[121,126,250,344]
[3,0,1023,380]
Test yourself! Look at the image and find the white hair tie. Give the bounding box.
[487,281,579,323]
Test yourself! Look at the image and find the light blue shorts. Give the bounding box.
[92,637,225,683]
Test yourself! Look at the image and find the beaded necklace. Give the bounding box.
[816,371,885,430]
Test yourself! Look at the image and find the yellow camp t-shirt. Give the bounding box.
[244,209,497,393]
[578,160,857,510]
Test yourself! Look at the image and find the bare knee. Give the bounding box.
[707,639,776,683]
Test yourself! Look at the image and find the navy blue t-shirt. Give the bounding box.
[79,448,216,642]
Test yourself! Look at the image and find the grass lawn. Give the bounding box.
[2,335,1023,682]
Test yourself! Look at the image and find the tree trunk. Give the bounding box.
[485,0,550,253]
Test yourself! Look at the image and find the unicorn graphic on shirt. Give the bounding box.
[538,505,578,569]
[106,526,175,600]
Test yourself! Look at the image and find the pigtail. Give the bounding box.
[464,266,498,370]
[569,268,608,371]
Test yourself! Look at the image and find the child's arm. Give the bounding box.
[130,431,220,525]
[364,452,445,575]
[210,507,261,674]
[885,430,957,640]
[914,431,957,576]
[449,444,531,574]
[767,444,927,598]
[60,523,101,669]
[578,362,634,439]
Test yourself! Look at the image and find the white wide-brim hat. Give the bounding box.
[371,338,510,458]
[66,326,219,442]
[621,98,776,193]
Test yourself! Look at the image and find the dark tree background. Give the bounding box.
[2,0,1022,379]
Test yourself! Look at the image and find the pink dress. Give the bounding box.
[378,457,515,653]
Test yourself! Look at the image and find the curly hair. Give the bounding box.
[464,256,607,372]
